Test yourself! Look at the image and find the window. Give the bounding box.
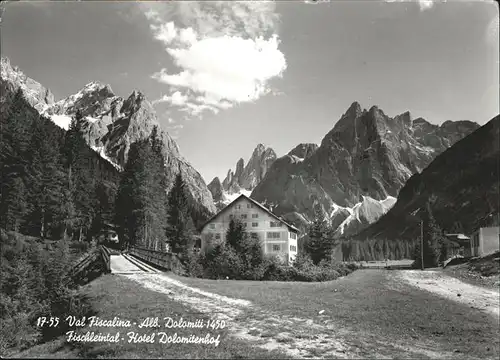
[272,244,281,252]
[270,221,282,228]
[235,205,241,210]
[250,232,258,239]
[252,222,258,227]
[215,233,221,240]
[209,224,215,229]
[267,232,281,239]
[241,214,247,219]
[289,232,297,239]
[252,213,258,218]
[290,245,297,252]
[247,203,253,209]
[242,223,247,228]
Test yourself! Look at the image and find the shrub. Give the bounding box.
[184,251,205,278]
[0,231,95,356]
[170,254,188,277]
[293,252,315,271]
[68,240,90,254]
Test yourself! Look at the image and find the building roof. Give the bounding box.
[444,233,471,240]
[201,194,300,233]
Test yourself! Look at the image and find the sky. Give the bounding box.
[1,0,499,183]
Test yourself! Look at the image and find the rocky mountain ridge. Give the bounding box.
[0,56,216,213]
[209,144,277,210]
[251,101,480,236]
[1,57,55,115]
[356,115,499,240]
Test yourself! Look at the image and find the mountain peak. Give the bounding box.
[0,56,55,112]
[207,177,224,203]
[218,143,278,197]
[346,101,362,116]
[83,81,104,89]
[368,105,384,115]
[235,158,245,175]
[78,81,114,97]
[394,111,412,127]
[130,89,146,99]
[1,58,217,214]
[210,176,221,185]
[288,143,318,159]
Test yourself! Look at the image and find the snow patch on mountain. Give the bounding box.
[335,195,397,235]
[290,155,304,163]
[91,146,123,171]
[330,202,353,218]
[381,196,397,211]
[86,116,99,123]
[223,189,252,204]
[49,114,72,130]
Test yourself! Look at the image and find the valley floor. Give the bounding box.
[12,268,499,359]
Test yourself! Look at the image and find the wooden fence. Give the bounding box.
[66,245,110,285]
[129,246,173,270]
[100,245,111,273]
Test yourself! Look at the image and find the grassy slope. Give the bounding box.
[169,269,499,359]
[444,252,500,289]
[13,269,499,359]
[13,275,286,359]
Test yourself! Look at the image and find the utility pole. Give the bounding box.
[420,219,424,270]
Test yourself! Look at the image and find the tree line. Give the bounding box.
[1,90,120,241]
[1,89,212,247]
[0,89,213,355]
[114,125,210,265]
[298,202,459,267]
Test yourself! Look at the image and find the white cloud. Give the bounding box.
[153,90,189,106]
[141,1,287,117]
[152,22,177,44]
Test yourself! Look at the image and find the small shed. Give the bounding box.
[444,233,471,257]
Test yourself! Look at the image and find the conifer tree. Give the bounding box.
[63,110,85,190]
[166,172,194,255]
[226,218,247,253]
[413,200,442,268]
[0,89,32,231]
[115,139,148,249]
[1,91,121,241]
[26,117,68,239]
[115,127,168,250]
[147,126,168,250]
[305,207,336,264]
[62,110,95,240]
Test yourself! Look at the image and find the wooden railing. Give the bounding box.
[67,245,111,285]
[100,245,111,273]
[69,248,99,278]
[128,246,173,270]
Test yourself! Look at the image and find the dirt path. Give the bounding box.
[120,273,474,359]
[109,254,147,274]
[392,270,500,319]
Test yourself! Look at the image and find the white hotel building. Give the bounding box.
[200,194,300,264]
